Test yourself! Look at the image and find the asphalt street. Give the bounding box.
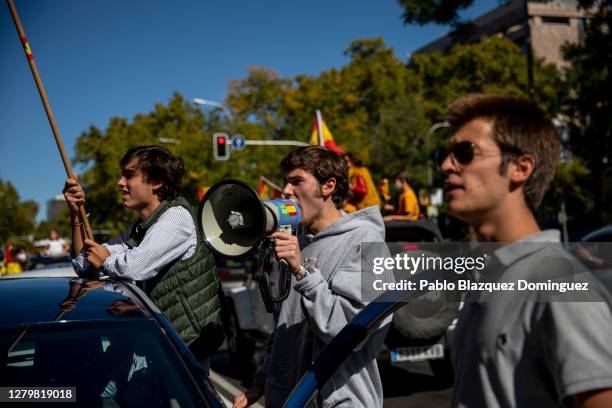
[210,346,453,407]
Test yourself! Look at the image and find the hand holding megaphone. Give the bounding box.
[270,230,301,272]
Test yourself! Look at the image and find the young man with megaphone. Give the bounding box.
[63,145,224,363]
[234,146,392,408]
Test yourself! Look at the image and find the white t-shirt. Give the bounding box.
[46,238,67,256]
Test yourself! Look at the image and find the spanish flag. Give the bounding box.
[197,186,208,201]
[309,113,345,155]
[258,176,283,200]
[280,203,298,217]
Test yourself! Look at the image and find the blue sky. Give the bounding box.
[1,0,498,222]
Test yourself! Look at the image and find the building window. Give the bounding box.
[541,16,570,25]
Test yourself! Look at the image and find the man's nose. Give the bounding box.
[117,177,126,187]
[440,153,458,175]
[282,184,294,199]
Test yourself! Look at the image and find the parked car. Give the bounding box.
[216,256,274,368]
[579,225,612,293]
[581,224,612,243]
[381,220,458,385]
[27,254,74,271]
[0,274,225,408]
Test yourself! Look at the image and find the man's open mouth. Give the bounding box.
[444,182,464,193]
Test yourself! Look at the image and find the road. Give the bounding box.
[210,346,453,407]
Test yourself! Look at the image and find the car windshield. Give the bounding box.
[1,320,208,408]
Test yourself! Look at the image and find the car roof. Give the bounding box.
[581,224,612,242]
[0,266,77,279]
[0,277,150,327]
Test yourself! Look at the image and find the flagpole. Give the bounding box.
[7,0,94,241]
[260,176,283,192]
[316,110,324,146]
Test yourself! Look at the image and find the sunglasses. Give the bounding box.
[434,141,520,167]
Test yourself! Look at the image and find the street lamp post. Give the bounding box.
[158,137,181,145]
[425,121,450,188]
[192,97,234,122]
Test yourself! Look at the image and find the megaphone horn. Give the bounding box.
[198,180,301,259]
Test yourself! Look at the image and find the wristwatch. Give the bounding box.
[293,265,310,281]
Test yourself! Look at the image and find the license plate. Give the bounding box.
[390,344,444,363]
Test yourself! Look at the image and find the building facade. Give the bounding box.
[414,0,587,68]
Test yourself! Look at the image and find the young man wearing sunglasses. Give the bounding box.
[439,94,612,407]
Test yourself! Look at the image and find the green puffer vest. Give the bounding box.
[126,197,223,353]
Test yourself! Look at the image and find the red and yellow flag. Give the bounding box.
[309,115,345,155]
[280,203,298,217]
[197,186,209,201]
[258,177,283,200]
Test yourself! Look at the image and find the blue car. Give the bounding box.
[0,275,226,408]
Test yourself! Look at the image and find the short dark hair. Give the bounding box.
[391,170,410,184]
[344,152,363,167]
[280,146,349,208]
[445,94,560,211]
[120,145,185,201]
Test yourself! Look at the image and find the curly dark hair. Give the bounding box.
[280,146,349,208]
[120,145,185,201]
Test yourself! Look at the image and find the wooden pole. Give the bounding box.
[7,0,94,240]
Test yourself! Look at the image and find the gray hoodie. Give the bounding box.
[261,206,392,408]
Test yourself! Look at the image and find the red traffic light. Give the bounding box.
[213,132,230,160]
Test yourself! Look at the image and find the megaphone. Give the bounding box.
[197,179,301,259]
[198,180,301,313]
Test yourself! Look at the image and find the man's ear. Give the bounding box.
[509,154,535,186]
[321,178,337,198]
[150,180,164,195]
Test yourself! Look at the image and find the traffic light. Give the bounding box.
[213,132,230,161]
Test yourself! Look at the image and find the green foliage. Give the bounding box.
[226,38,430,186]
[540,159,593,223]
[561,0,612,223]
[62,28,605,234]
[34,207,72,241]
[71,91,302,236]
[0,180,38,244]
[397,0,475,26]
[410,36,563,121]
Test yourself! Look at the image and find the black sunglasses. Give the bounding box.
[434,141,520,167]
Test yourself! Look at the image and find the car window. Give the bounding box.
[2,320,209,408]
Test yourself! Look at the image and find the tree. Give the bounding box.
[397,0,479,42]
[0,179,38,244]
[409,36,563,122]
[561,0,612,224]
[226,38,430,185]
